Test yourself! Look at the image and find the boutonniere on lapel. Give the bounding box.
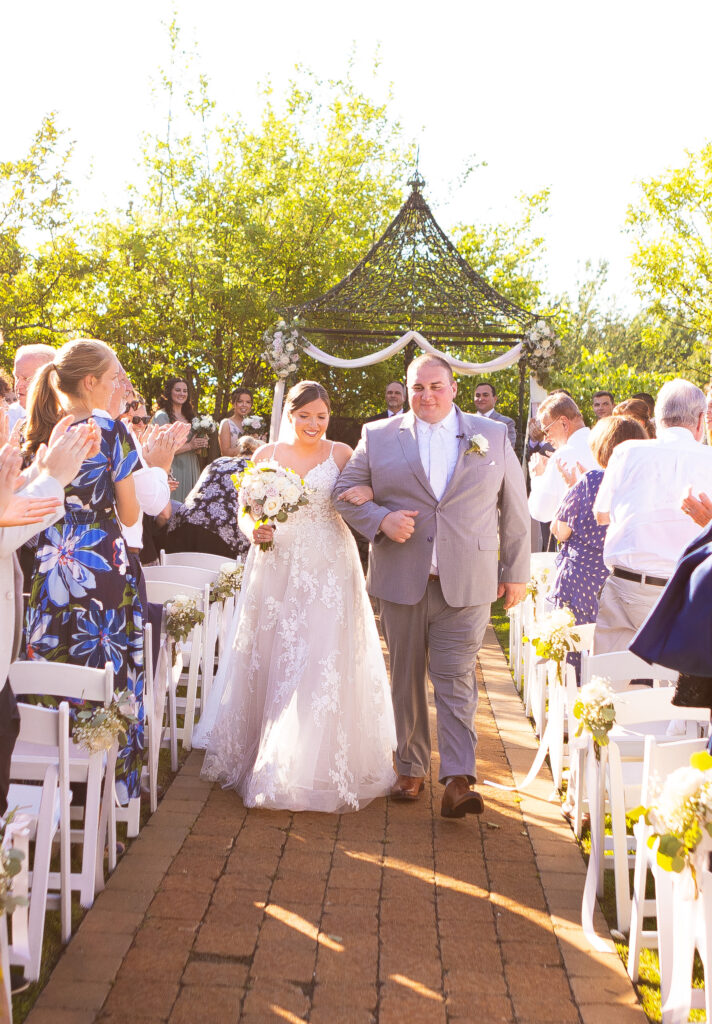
[464,433,490,457]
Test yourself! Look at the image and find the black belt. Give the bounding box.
[612,566,668,588]
[127,547,141,556]
[428,573,439,582]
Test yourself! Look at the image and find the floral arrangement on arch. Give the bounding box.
[261,316,306,379]
[573,677,616,758]
[210,562,244,604]
[72,690,139,754]
[629,750,712,894]
[523,606,581,684]
[522,320,559,377]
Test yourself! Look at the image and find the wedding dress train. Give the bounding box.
[198,453,396,812]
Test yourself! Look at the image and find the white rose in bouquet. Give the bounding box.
[263,496,283,516]
[234,459,310,551]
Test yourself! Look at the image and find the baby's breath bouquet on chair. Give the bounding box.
[72,690,138,753]
[523,607,581,684]
[164,595,205,664]
[210,562,244,604]
[573,677,616,759]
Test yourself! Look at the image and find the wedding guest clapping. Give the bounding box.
[529,394,596,525]
[593,379,712,658]
[549,415,647,648]
[24,339,145,803]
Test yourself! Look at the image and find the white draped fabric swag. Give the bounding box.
[269,330,524,440]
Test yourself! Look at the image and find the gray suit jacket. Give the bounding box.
[0,470,64,683]
[477,410,516,449]
[334,407,530,607]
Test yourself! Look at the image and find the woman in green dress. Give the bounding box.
[151,377,207,502]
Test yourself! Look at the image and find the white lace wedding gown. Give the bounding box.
[199,451,396,812]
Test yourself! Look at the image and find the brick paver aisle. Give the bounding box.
[27,629,646,1024]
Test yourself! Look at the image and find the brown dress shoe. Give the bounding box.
[441,776,484,818]
[390,775,425,801]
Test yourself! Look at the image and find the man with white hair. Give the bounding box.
[593,379,712,656]
[8,344,56,430]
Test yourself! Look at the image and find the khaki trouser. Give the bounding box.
[593,573,665,687]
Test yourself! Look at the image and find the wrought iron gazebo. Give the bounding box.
[295,169,535,352]
[266,172,553,444]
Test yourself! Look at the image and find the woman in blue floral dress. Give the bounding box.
[24,339,144,803]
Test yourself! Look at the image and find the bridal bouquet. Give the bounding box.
[191,414,217,438]
[72,689,139,753]
[523,607,581,684]
[234,460,309,551]
[630,750,712,893]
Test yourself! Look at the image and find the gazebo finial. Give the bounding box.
[408,146,425,193]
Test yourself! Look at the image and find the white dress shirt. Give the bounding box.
[7,403,25,430]
[415,407,460,573]
[93,409,170,549]
[594,426,712,575]
[528,426,595,523]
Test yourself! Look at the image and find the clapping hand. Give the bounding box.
[35,415,98,487]
[0,406,8,448]
[529,452,549,477]
[143,422,191,472]
[557,460,585,489]
[0,443,62,527]
[338,485,374,506]
[681,487,712,528]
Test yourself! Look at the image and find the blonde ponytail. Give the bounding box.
[24,338,115,454]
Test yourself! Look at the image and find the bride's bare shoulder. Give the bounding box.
[331,441,353,470]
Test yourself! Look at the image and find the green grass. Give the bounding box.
[490,596,510,660]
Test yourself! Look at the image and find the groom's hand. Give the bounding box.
[380,509,418,543]
[497,582,527,609]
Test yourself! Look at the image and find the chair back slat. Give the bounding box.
[10,662,114,705]
[144,565,218,589]
[161,550,233,572]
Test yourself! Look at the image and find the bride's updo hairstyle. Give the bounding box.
[25,338,115,453]
[284,380,331,417]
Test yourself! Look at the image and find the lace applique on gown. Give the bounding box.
[200,454,396,812]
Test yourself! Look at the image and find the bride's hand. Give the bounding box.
[338,485,374,506]
[252,522,275,545]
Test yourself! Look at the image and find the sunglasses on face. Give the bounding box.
[126,400,141,411]
[131,416,150,425]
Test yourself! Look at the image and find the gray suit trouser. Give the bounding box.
[378,578,490,783]
[593,574,664,688]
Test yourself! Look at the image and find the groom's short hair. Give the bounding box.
[407,354,454,383]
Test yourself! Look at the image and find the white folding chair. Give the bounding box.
[581,649,678,692]
[144,579,208,754]
[10,661,117,911]
[594,687,709,933]
[627,735,707,992]
[0,912,11,1022]
[142,621,159,815]
[7,702,71,980]
[160,550,231,572]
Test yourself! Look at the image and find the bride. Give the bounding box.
[197,380,396,812]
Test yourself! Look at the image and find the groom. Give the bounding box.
[335,354,530,817]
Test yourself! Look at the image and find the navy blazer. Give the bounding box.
[631,520,712,675]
